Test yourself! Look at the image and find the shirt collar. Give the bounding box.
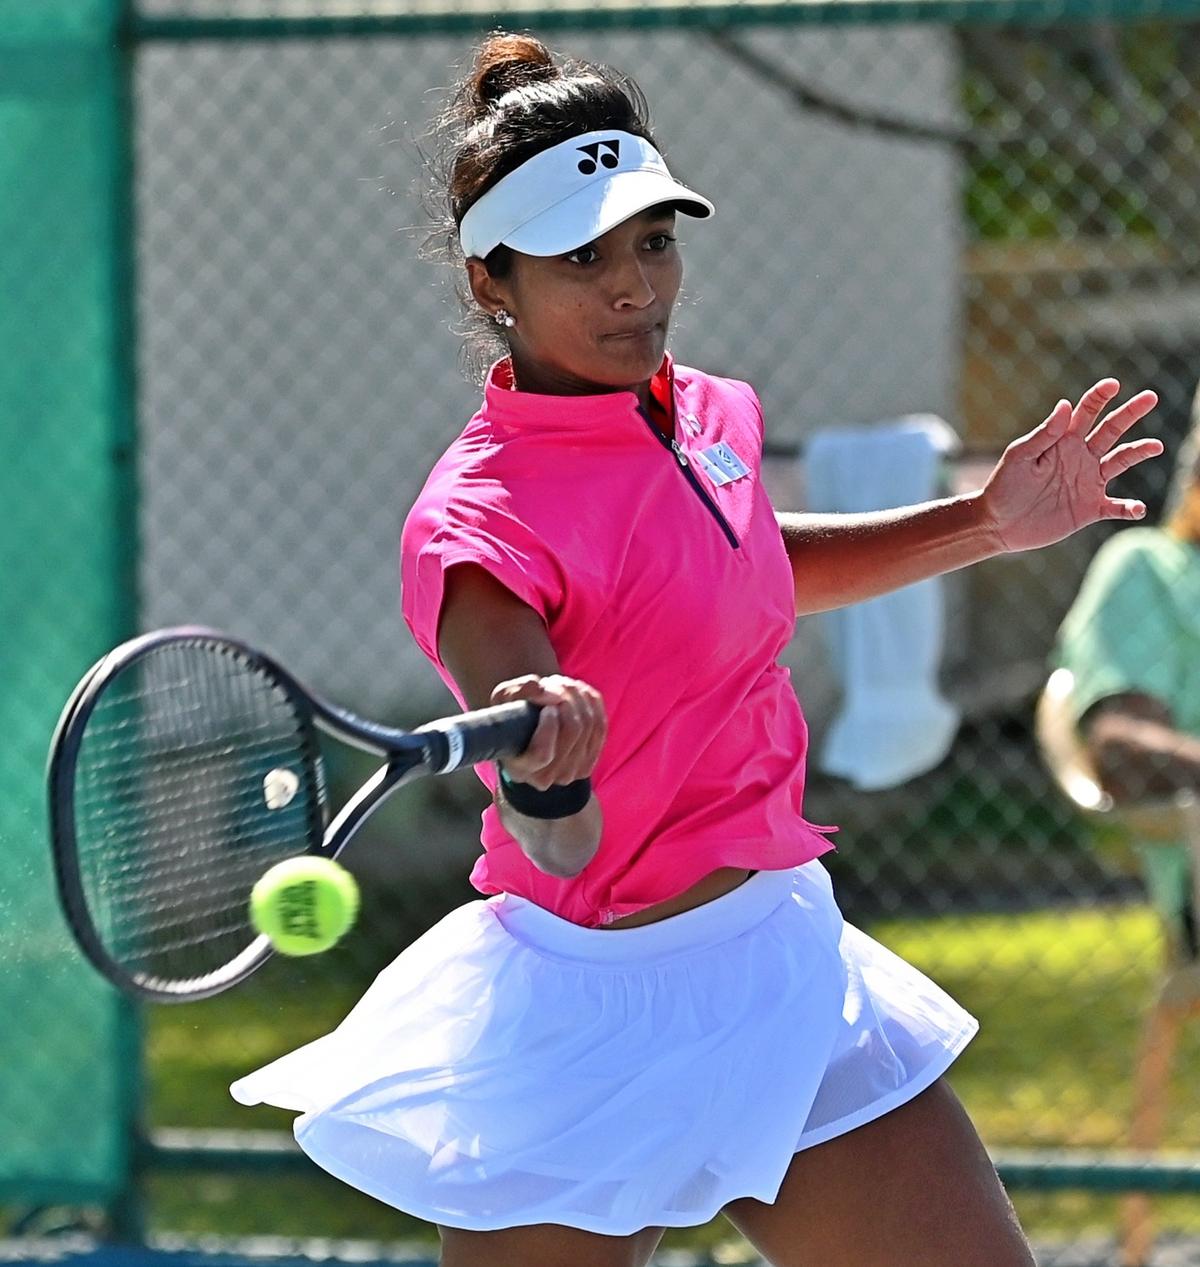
[483,353,675,430]
[647,356,674,423]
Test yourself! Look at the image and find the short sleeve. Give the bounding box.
[725,377,766,445]
[1054,533,1183,725]
[400,499,566,669]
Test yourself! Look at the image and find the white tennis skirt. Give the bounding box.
[230,861,977,1236]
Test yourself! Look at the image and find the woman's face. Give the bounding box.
[467,206,682,402]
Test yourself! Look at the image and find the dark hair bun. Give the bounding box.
[469,34,558,116]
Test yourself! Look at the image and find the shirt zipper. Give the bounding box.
[638,409,740,550]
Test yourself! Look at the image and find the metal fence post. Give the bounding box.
[0,0,142,1234]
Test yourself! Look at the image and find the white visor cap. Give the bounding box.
[459,130,714,260]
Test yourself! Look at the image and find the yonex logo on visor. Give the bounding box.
[458,129,714,261]
[576,139,620,174]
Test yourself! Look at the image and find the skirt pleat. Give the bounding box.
[231,861,977,1235]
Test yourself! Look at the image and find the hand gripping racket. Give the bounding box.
[47,626,539,1003]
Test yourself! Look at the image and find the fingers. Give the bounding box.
[1020,398,1072,461]
[490,674,607,788]
[1085,387,1160,456]
[1100,436,1165,483]
[1066,378,1122,440]
[1023,380,1158,464]
[528,676,604,786]
[1101,497,1149,522]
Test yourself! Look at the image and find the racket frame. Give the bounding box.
[47,626,536,1002]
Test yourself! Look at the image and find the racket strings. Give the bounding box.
[74,745,314,857]
[76,741,307,968]
[69,641,322,986]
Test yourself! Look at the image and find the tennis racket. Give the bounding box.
[47,626,539,1003]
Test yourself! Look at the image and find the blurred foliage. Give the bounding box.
[963,24,1200,242]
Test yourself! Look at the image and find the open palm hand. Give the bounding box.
[981,380,1162,553]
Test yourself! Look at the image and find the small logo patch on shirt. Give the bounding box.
[695,442,750,487]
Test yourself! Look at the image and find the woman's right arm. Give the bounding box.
[437,562,606,879]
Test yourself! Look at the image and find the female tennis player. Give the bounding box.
[232,34,1162,1266]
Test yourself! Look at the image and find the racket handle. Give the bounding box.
[416,701,541,774]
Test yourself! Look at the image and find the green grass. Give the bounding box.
[140,901,1200,1252]
[872,904,1200,1245]
[873,904,1200,1151]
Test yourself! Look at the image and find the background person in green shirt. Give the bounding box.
[1055,382,1200,948]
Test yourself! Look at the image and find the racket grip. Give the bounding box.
[416,701,541,774]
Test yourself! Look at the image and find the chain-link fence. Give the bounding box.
[4,1,1200,1263]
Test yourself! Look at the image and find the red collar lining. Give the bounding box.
[647,358,674,422]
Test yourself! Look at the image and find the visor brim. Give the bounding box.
[502,170,714,258]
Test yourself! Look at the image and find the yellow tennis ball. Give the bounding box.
[250,856,360,956]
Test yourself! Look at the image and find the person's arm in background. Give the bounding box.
[437,562,605,879]
[1085,692,1200,804]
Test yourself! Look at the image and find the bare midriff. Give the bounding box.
[599,866,756,929]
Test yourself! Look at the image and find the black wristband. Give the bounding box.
[497,766,592,820]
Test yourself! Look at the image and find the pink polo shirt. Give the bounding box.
[400,355,835,927]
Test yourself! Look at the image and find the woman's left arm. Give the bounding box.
[778,379,1162,617]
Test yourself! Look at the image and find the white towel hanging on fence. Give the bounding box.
[804,416,961,791]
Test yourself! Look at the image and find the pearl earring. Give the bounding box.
[493,309,516,329]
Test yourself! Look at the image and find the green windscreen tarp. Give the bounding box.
[0,0,138,1208]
